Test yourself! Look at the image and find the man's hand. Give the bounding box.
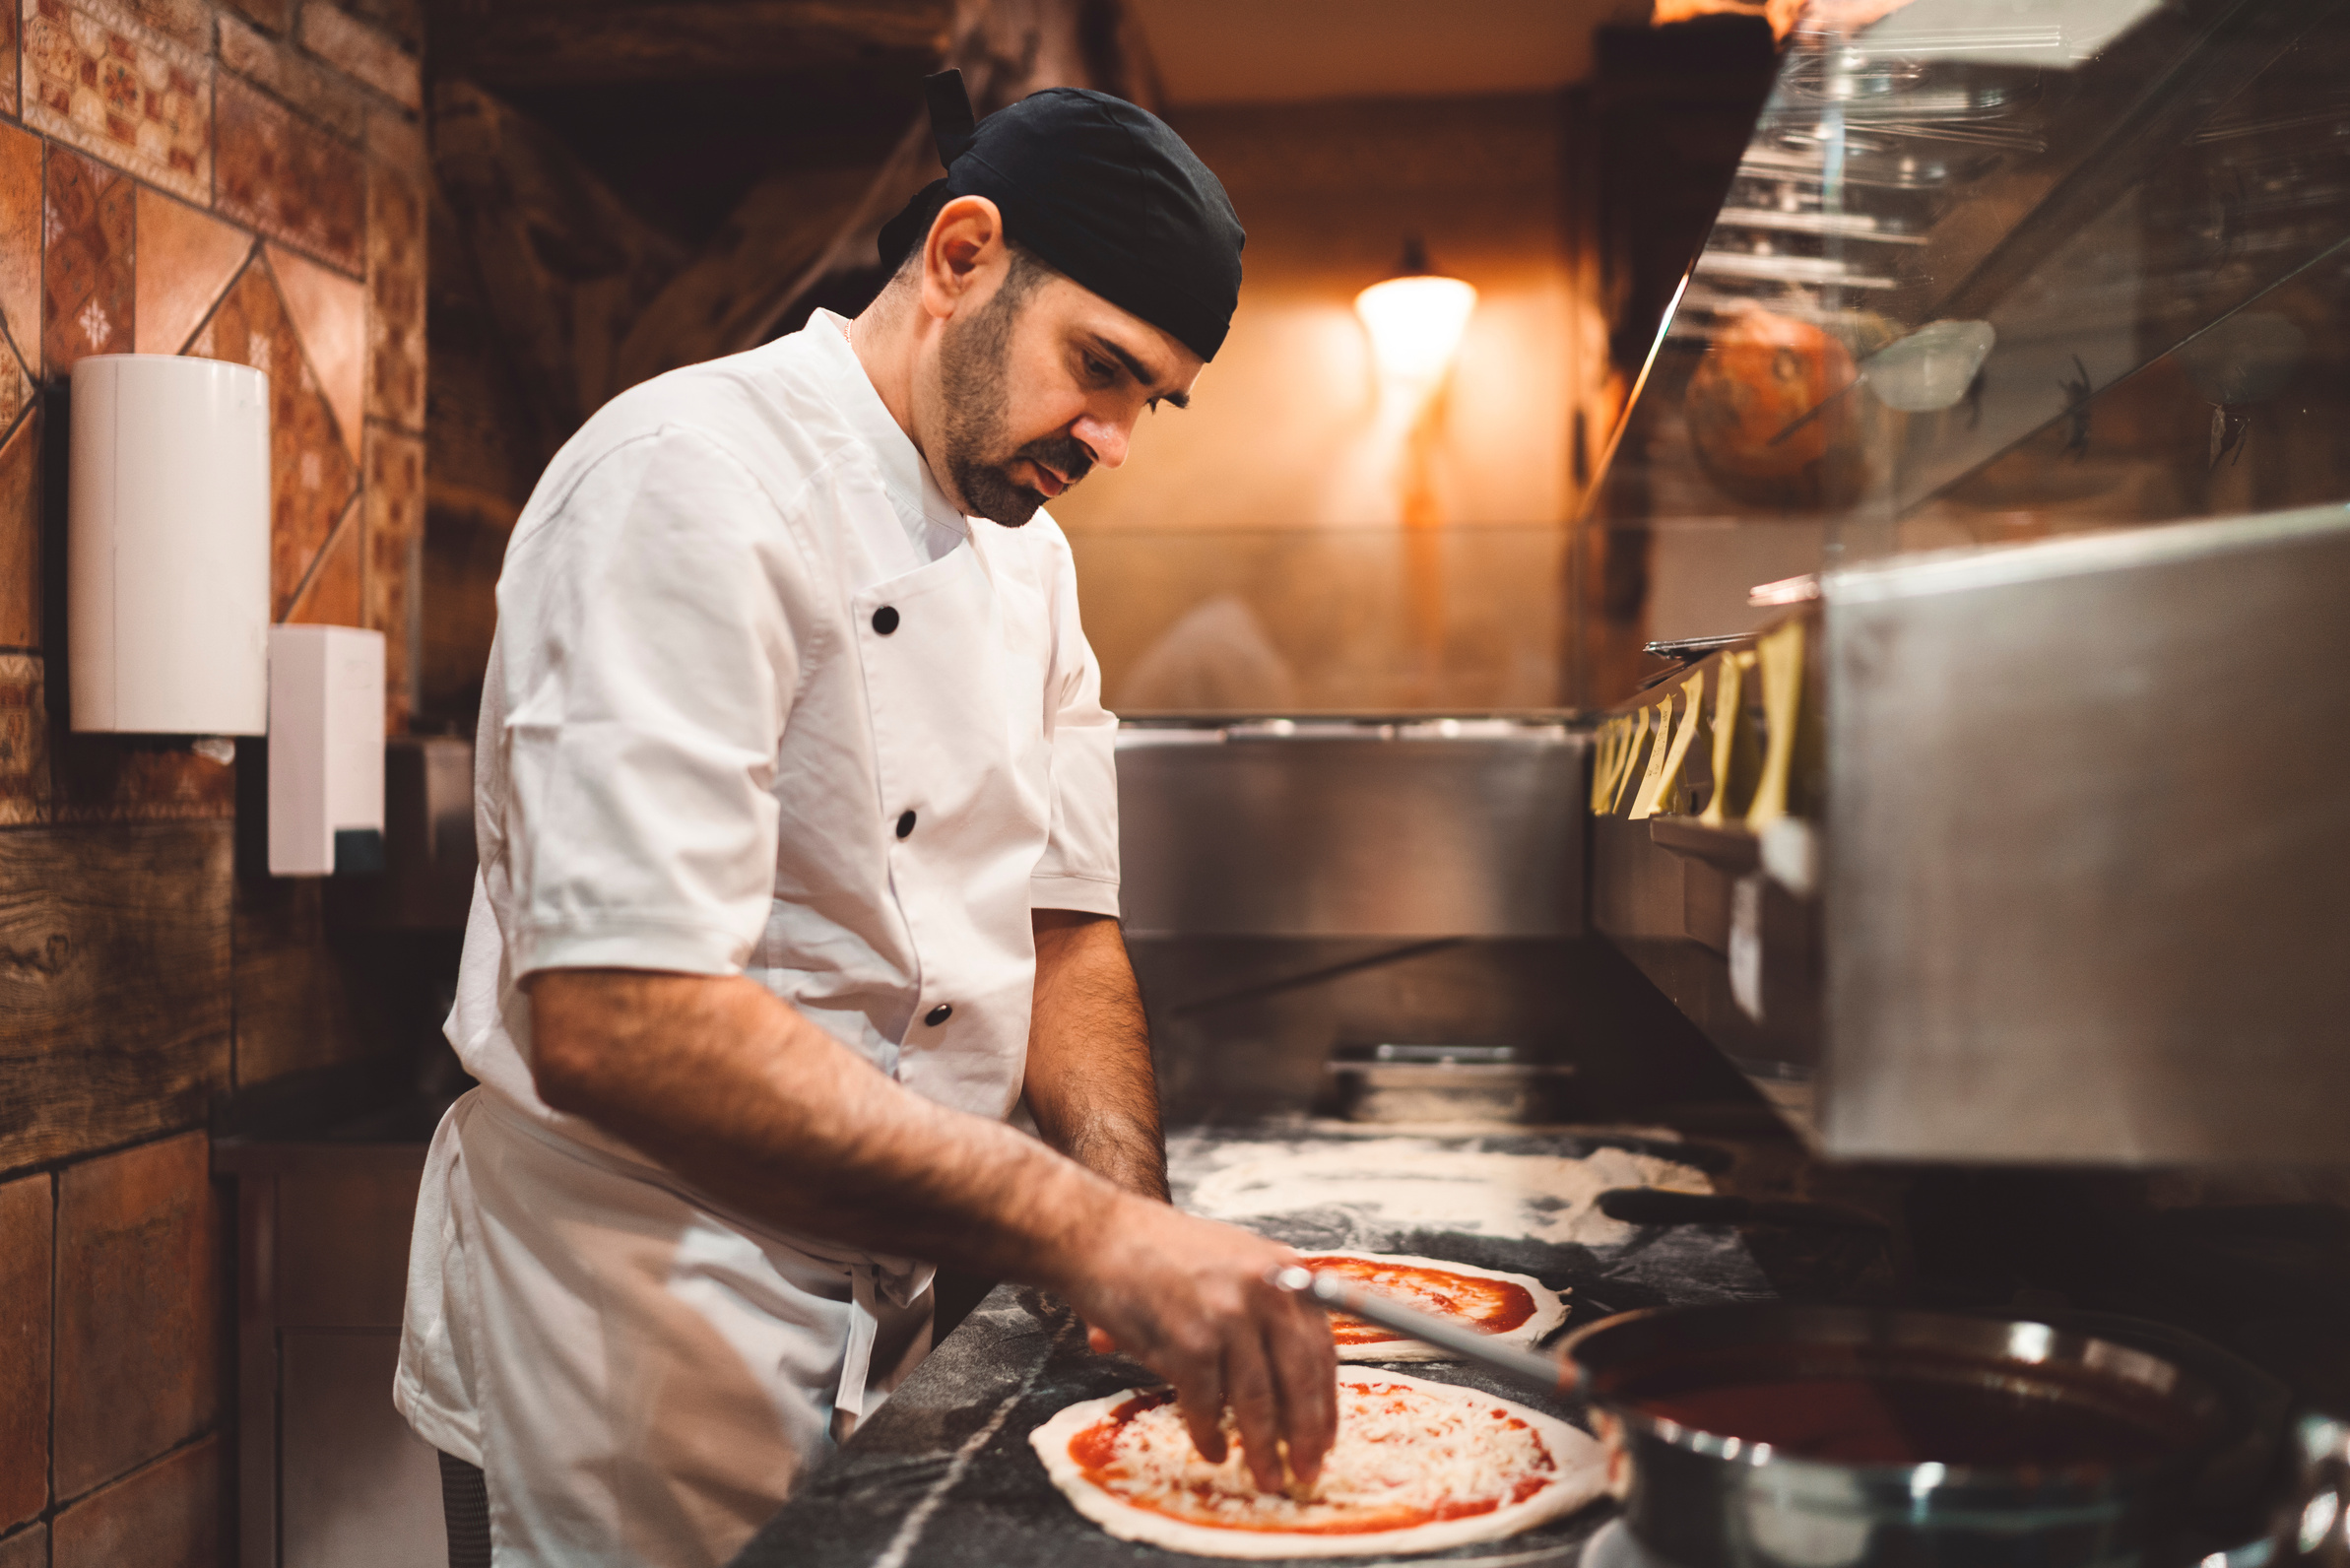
[1023,912,1335,1485]
[1051,1200,1338,1492]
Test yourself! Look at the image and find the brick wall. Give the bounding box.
[0,0,426,1559]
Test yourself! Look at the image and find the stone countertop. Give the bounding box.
[729,1124,1786,1568]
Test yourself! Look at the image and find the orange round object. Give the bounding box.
[1684,308,1860,496]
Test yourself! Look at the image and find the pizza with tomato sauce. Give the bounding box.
[1299,1252,1570,1362]
[1029,1368,1605,1558]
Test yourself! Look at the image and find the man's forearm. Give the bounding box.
[528,969,1123,1290]
[530,960,1339,1489]
[1025,911,1167,1201]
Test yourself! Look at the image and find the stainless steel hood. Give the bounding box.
[1116,719,1588,941]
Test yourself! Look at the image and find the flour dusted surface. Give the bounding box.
[1186,1139,1713,1249]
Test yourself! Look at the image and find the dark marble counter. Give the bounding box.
[731,1124,1785,1568]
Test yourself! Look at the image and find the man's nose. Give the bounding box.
[1072,411,1130,471]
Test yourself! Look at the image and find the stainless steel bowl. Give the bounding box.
[1564,1303,2229,1568]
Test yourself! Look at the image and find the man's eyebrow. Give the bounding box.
[1093,334,1189,409]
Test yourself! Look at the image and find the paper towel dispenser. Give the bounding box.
[67,355,270,736]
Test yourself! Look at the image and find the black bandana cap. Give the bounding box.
[877,70,1246,362]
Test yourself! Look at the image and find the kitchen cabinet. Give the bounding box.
[215,1137,444,1568]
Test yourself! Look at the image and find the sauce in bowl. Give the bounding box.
[1613,1343,2206,1470]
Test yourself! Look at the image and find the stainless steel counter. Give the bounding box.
[1118,719,1587,940]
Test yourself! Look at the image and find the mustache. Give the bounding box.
[1013,433,1094,490]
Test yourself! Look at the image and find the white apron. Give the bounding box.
[395,313,1121,1568]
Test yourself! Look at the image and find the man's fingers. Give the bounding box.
[1173,1361,1229,1465]
[1222,1333,1285,1493]
[1270,1293,1339,1484]
[1066,1218,1350,1491]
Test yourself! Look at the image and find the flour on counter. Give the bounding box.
[1182,1139,1713,1250]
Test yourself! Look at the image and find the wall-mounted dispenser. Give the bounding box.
[267,624,385,877]
[68,355,271,735]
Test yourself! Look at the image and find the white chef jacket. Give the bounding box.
[395,311,1121,1568]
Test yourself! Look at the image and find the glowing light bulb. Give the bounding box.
[1354,273,1477,389]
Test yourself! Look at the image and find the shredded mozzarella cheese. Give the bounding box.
[1087,1378,1554,1531]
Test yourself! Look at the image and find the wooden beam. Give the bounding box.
[612,164,875,392]
[619,0,1162,381]
[436,0,954,88]
[434,0,1161,420]
[431,81,689,448]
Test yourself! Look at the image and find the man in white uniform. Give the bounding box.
[395,72,1338,1567]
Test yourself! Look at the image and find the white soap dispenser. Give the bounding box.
[267,623,386,877]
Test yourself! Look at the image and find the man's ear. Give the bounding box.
[920,195,1008,322]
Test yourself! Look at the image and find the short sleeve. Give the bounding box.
[495,426,802,977]
[1029,532,1121,918]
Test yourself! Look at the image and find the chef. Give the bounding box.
[394,71,1338,1568]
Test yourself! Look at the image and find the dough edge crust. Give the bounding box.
[1300,1251,1572,1363]
[1026,1367,1607,1560]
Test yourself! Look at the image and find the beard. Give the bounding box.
[936,284,1093,527]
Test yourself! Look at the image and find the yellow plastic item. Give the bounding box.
[1699,650,1755,827]
[1590,715,1624,814]
[1633,672,1707,819]
[1628,692,1677,819]
[1609,704,1652,815]
[1744,621,1805,831]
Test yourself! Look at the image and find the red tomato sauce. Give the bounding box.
[1300,1257,1537,1346]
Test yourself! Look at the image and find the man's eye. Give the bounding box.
[1083,357,1114,381]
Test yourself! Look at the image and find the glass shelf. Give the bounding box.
[1583,0,2350,697]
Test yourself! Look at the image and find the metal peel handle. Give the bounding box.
[1271,1266,1582,1401]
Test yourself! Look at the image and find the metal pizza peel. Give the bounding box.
[1271,1267,1584,1403]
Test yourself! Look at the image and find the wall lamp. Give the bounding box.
[1354,237,1478,392]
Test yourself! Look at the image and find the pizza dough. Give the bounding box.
[1029,1368,1606,1559]
[1300,1251,1570,1363]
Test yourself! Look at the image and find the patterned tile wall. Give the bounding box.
[283,489,357,621]
[362,421,418,722]
[0,415,34,648]
[361,157,418,427]
[24,0,213,203]
[40,145,132,369]
[0,0,427,1560]
[189,260,359,613]
[0,0,426,825]
[215,74,359,270]
[268,238,362,453]
[0,122,38,369]
[131,182,246,353]
[0,6,20,118]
